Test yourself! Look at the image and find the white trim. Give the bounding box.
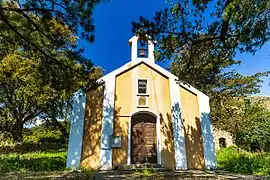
[99,77,116,170]
[127,111,162,166]
[169,77,188,170]
[147,40,155,63]
[129,35,138,62]
[127,116,132,165]
[198,94,217,170]
[156,115,162,165]
[128,35,155,64]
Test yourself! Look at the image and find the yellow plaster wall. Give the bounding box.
[113,63,175,169]
[80,87,104,170]
[180,87,205,170]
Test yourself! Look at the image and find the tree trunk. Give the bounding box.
[11,121,24,143]
[50,119,69,142]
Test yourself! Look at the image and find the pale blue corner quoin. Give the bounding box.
[99,78,115,170]
[170,78,188,170]
[198,94,217,170]
[66,90,86,168]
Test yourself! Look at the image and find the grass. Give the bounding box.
[132,168,156,177]
[0,143,269,178]
[217,146,270,176]
[0,150,67,172]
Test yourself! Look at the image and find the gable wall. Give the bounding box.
[180,87,205,169]
[80,87,104,169]
[113,63,175,169]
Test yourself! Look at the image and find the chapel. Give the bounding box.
[66,35,217,170]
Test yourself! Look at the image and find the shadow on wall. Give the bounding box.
[98,88,117,170]
[159,113,175,169]
[80,87,104,169]
[184,117,205,170]
[200,112,217,169]
[111,99,127,168]
[170,103,186,169]
[82,90,124,170]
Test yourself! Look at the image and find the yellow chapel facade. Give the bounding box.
[66,35,217,171]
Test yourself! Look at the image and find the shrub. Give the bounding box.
[0,141,67,154]
[217,146,270,176]
[24,124,66,144]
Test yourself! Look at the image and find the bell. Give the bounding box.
[139,49,146,57]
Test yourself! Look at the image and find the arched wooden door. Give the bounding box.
[131,113,157,164]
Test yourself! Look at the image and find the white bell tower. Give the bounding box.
[128,35,156,64]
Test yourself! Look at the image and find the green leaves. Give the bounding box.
[1,0,103,43]
[132,0,270,61]
[217,147,270,175]
[0,5,103,142]
[235,100,270,150]
[132,0,270,150]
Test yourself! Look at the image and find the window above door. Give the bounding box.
[137,79,148,95]
[137,79,149,107]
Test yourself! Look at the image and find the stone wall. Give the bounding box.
[212,128,234,150]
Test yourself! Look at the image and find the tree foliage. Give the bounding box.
[132,0,269,61]
[236,100,270,151]
[0,1,103,142]
[132,0,270,145]
[215,98,270,151]
[0,0,103,43]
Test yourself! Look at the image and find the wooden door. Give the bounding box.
[131,113,157,164]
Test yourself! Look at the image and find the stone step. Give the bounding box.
[113,164,170,171]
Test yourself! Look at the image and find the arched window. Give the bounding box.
[138,96,146,106]
[137,39,148,58]
[219,137,226,148]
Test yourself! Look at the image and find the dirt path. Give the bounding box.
[0,170,268,180]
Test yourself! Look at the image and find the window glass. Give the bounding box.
[138,80,147,94]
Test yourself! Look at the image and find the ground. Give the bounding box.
[0,170,268,180]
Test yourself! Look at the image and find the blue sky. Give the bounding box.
[81,0,270,96]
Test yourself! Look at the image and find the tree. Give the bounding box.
[169,39,268,132]
[132,0,270,140]
[0,8,103,142]
[216,97,270,151]
[237,100,270,151]
[0,0,103,48]
[132,0,269,62]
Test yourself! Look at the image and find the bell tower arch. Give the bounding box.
[128,35,156,64]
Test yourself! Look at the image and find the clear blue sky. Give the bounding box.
[81,0,270,96]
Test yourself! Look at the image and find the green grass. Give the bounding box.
[1,144,269,177]
[132,168,156,177]
[217,146,270,176]
[0,150,67,172]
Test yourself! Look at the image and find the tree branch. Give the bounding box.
[0,13,87,80]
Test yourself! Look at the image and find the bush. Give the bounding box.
[24,124,66,144]
[0,141,67,154]
[217,146,270,176]
[0,151,67,172]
